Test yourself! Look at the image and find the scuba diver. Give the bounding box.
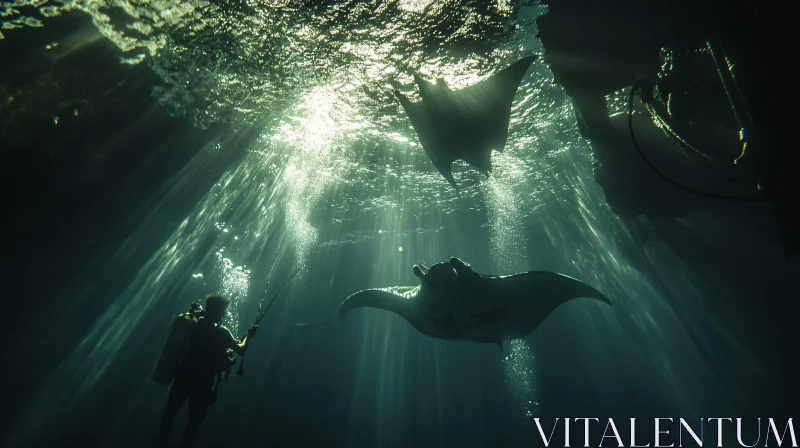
[157,293,258,448]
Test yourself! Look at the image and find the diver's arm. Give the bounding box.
[231,334,249,355]
[230,325,258,355]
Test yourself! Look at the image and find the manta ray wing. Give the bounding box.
[394,90,460,189]
[451,55,538,160]
[339,286,418,315]
[481,271,610,303]
[340,286,448,339]
[339,286,473,341]
[476,271,611,338]
[393,90,435,152]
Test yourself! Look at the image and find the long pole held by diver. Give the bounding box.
[236,269,300,376]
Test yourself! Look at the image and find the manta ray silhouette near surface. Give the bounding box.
[394,56,538,189]
[339,257,611,350]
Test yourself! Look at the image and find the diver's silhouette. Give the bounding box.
[158,294,257,448]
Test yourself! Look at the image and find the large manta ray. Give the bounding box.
[339,257,611,351]
[394,56,538,189]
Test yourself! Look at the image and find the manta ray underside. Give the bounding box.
[394,56,538,189]
[339,257,611,351]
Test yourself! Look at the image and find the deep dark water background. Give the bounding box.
[1,1,797,447]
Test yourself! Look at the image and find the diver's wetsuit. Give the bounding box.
[160,317,241,448]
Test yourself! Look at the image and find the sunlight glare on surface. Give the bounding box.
[397,0,434,13]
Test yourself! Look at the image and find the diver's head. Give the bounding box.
[204,293,230,322]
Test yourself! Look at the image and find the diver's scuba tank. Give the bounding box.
[152,302,203,385]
